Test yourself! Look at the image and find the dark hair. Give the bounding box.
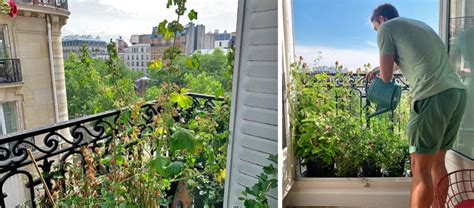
[370,3,399,23]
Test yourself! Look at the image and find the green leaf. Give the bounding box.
[150,155,170,176]
[170,128,196,152]
[170,91,193,110]
[188,9,198,21]
[268,154,278,164]
[148,59,163,70]
[186,58,200,69]
[165,161,184,177]
[165,31,172,41]
[119,110,131,125]
[115,155,125,165]
[101,155,113,165]
[214,88,225,98]
[158,20,168,35]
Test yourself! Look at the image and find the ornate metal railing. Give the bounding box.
[295,72,411,177]
[0,59,22,84]
[309,72,410,122]
[16,0,68,10]
[0,93,223,207]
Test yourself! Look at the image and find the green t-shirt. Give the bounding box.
[377,17,466,101]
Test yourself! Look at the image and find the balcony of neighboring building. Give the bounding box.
[15,0,69,17]
[0,59,22,85]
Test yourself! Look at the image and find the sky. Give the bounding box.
[293,0,440,70]
[62,0,238,43]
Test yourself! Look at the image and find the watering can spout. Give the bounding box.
[367,106,391,119]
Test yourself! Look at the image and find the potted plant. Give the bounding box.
[287,61,412,206]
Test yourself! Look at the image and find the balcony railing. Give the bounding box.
[307,72,409,121]
[295,72,411,177]
[0,59,22,84]
[0,93,223,207]
[16,0,68,10]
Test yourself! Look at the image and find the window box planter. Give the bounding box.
[284,177,412,207]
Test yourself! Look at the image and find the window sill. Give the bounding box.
[0,82,24,89]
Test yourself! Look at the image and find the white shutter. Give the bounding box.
[224,0,278,207]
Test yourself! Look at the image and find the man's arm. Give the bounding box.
[379,54,395,83]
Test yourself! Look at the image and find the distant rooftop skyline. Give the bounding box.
[294,0,440,70]
[63,0,238,43]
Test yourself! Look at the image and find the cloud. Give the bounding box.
[296,45,379,70]
[63,0,238,41]
[366,40,377,47]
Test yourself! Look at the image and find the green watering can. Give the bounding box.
[366,77,402,119]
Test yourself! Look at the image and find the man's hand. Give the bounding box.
[366,66,381,81]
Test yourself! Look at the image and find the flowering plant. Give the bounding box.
[290,59,410,177]
[8,0,17,17]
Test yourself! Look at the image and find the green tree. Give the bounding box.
[65,51,106,118]
[184,72,225,96]
[65,41,140,118]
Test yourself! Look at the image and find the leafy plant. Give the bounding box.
[290,59,410,177]
[49,0,235,207]
[239,155,278,208]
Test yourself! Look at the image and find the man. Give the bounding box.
[367,4,467,208]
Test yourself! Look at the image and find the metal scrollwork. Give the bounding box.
[0,93,218,208]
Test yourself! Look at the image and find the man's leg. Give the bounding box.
[431,150,448,208]
[411,152,436,208]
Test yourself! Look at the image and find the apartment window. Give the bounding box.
[141,54,144,60]
[137,62,139,66]
[141,48,144,53]
[449,0,474,159]
[132,62,134,67]
[127,55,130,60]
[0,25,11,59]
[219,42,222,47]
[0,102,18,137]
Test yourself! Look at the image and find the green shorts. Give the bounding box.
[407,88,467,154]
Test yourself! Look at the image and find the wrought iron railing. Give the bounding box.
[295,72,411,177]
[0,93,223,207]
[16,0,68,10]
[307,72,409,122]
[0,59,22,84]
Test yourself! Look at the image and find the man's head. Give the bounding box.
[371,3,399,31]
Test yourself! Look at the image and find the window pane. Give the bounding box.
[449,0,474,158]
[3,102,17,134]
[0,25,8,59]
[0,103,5,137]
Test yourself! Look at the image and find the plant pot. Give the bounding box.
[384,159,407,177]
[304,157,335,177]
[284,177,412,207]
[362,161,382,177]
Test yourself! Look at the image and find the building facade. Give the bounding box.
[0,1,70,206]
[148,26,186,60]
[204,31,215,49]
[213,30,233,49]
[62,35,108,60]
[120,43,151,73]
[116,37,129,53]
[131,34,152,45]
[184,23,206,55]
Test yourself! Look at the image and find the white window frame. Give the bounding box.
[0,25,12,59]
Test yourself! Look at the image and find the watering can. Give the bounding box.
[366,77,402,119]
